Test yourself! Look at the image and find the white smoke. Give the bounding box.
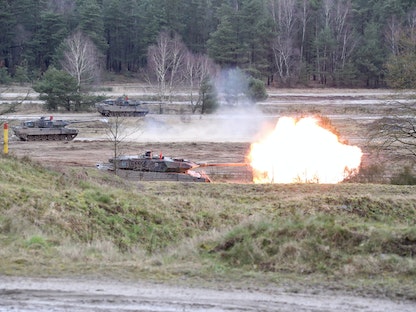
[89,68,272,143]
[128,68,271,142]
[124,112,270,142]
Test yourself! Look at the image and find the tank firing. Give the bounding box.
[97,150,249,183]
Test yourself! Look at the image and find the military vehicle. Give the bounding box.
[97,151,250,182]
[97,151,211,182]
[96,97,149,117]
[12,116,79,141]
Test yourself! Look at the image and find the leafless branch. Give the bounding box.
[367,100,416,159]
[147,31,187,113]
[60,30,101,91]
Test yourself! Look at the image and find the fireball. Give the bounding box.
[248,117,362,184]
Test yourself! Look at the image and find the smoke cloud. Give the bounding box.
[125,68,272,142]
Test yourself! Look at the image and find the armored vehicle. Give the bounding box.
[96,97,149,117]
[97,151,211,182]
[97,151,250,182]
[12,117,79,141]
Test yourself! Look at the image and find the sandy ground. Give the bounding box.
[0,276,415,312]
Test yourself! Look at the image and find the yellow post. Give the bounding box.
[3,123,8,155]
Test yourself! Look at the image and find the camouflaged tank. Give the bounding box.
[95,97,149,117]
[97,151,211,182]
[12,117,79,141]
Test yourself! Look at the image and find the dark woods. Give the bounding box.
[1,0,415,88]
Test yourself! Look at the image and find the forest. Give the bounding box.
[1,0,416,89]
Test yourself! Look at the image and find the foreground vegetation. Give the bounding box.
[0,155,415,299]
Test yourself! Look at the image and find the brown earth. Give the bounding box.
[5,87,414,182]
[1,276,415,312]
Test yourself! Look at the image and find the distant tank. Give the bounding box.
[12,116,79,141]
[95,97,149,117]
[97,151,211,182]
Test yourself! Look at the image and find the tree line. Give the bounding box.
[1,0,416,89]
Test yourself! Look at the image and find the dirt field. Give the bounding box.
[4,87,414,182]
[7,113,255,182]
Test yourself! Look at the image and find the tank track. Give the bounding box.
[19,134,78,141]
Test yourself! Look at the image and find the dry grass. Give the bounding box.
[1,154,416,298]
[1,87,416,299]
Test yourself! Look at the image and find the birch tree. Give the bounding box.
[385,10,416,89]
[269,0,298,85]
[183,52,216,113]
[298,0,310,63]
[315,0,357,85]
[147,31,186,113]
[60,30,101,91]
[167,33,186,100]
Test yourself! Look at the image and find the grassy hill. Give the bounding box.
[0,154,415,299]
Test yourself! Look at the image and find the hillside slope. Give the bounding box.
[0,155,415,301]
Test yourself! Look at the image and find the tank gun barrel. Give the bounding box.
[196,162,248,168]
[64,120,96,124]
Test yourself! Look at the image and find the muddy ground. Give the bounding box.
[1,276,415,312]
[1,88,415,311]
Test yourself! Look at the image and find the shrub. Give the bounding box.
[247,77,268,102]
[391,166,416,185]
[0,67,12,84]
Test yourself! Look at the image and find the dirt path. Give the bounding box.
[0,276,414,312]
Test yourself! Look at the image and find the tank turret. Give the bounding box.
[95,97,149,117]
[12,116,79,141]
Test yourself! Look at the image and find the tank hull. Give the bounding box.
[115,170,210,182]
[97,151,211,182]
[96,99,149,117]
[12,118,79,141]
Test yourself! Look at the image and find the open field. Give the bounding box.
[2,86,415,181]
[0,86,416,311]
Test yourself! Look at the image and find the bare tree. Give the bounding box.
[269,0,299,85]
[105,116,142,175]
[0,87,32,115]
[60,30,101,92]
[385,15,401,56]
[183,51,197,109]
[367,101,416,159]
[316,0,357,84]
[333,0,356,69]
[147,31,186,113]
[167,33,186,100]
[183,52,216,113]
[385,10,416,89]
[298,0,310,63]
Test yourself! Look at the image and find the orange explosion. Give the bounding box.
[247,117,362,184]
